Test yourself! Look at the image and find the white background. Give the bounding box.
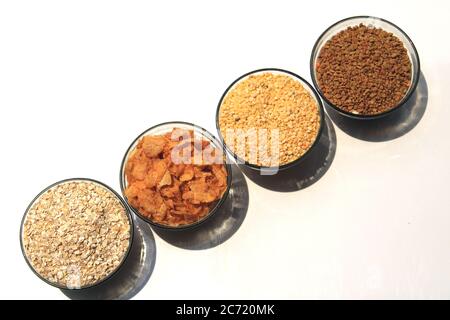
[1,0,450,300]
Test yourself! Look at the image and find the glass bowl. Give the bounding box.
[19,178,134,290]
[310,16,421,120]
[120,121,232,231]
[216,68,325,173]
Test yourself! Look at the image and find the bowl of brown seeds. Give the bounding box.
[20,178,133,290]
[216,68,324,172]
[310,16,420,119]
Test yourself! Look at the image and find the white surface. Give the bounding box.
[1,0,450,300]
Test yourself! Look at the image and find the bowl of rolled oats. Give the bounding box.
[120,122,232,230]
[216,68,325,173]
[20,178,133,290]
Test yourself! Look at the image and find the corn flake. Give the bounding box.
[125,129,228,227]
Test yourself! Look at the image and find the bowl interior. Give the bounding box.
[310,16,420,118]
[216,68,324,171]
[120,122,232,230]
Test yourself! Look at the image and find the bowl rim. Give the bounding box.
[19,177,135,290]
[119,121,233,231]
[215,67,325,171]
[310,15,421,120]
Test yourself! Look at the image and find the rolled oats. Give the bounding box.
[21,180,131,288]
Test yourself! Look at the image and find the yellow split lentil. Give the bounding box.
[218,72,321,167]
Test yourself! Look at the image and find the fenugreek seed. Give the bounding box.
[316,24,412,115]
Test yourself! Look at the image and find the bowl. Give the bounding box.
[310,16,421,120]
[120,121,232,231]
[216,68,325,173]
[20,178,134,290]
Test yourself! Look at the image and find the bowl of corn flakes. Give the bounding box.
[120,122,232,230]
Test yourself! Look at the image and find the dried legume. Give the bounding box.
[219,72,321,167]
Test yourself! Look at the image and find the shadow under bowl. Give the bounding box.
[238,114,337,192]
[152,164,249,250]
[61,216,156,300]
[324,71,428,142]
